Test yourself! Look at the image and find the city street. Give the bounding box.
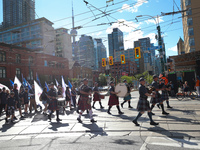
[0,91,200,150]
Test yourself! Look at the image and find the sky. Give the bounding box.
[0,0,184,57]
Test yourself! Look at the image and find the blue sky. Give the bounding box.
[0,0,183,57]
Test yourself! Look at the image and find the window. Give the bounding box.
[0,67,6,78]
[0,51,6,62]
[16,54,21,63]
[16,68,21,79]
[185,0,191,6]
[44,60,48,66]
[187,18,193,26]
[188,28,194,36]
[189,38,195,46]
[186,8,192,16]
[29,56,33,64]
[190,48,195,52]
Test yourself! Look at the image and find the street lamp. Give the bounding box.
[136,15,166,74]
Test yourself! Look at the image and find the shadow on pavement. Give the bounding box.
[111,138,137,145]
[31,113,48,122]
[48,122,69,131]
[0,120,19,132]
[148,126,198,147]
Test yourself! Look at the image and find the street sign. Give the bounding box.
[147,45,162,50]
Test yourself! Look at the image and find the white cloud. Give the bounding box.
[144,17,164,25]
[168,45,177,52]
[96,31,102,36]
[118,0,148,13]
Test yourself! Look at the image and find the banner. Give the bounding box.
[55,79,59,87]
[68,80,72,89]
[45,82,49,92]
[34,80,44,109]
[0,83,10,91]
[14,76,22,92]
[61,76,66,97]
[36,73,42,87]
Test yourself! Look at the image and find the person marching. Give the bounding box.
[160,79,172,108]
[23,88,30,114]
[0,87,8,116]
[150,75,169,115]
[121,79,133,108]
[107,81,124,115]
[71,86,77,108]
[47,82,61,122]
[65,86,72,110]
[41,87,49,115]
[132,78,159,126]
[5,92,16,124]
[77,78,96,123]
[92,82,104,109]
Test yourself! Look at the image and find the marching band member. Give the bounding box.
[160,79,172,108]
[77,78,97,123]
[150,75,169,115]
[107,81,124,115]
[47,82,61,122]
[132,78,159,126]
[121,79,133,108]
[92,82,104,109]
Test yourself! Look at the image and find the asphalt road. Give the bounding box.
[0,91,200,150]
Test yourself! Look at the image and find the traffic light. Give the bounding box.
[102,58,106,67]
[120,54,126,64]
[109,56,113,65]
[168,65,171,72]
[135,47,141,59]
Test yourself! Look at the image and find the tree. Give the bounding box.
[98,73,107,86]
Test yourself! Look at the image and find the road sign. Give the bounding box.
[147,45,162,50]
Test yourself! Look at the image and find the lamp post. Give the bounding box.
[136,15,166,74]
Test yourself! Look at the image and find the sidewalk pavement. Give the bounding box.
[0,92,200,149]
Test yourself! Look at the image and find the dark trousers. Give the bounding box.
[72,96,76,107]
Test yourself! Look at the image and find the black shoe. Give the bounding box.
[56,118,62,122]
[167,106,173,108]
[48,115,51,121]
[132,120,140,126]
[5,118,8,123]
[10,120,14,123]
[100,106,104,109]
[157,104,160,109]
[76,109,79,114]
[129,106,133,108]
[150,121,159,125]
[20,116,25,119]
[121,103,123,108]
[162,111,169,115]
[107,111,111,114]
[90,119,97,123]
[151,112,155,115]
[118,111,124,115]
[14,116,17,120]
[43,112,47,115]
[77,117,82,123]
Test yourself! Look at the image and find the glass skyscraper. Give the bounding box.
[2,0,35,28]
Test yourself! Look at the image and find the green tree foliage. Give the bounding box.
[98,73,107,86]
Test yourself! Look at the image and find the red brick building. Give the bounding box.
[0,43,69,87]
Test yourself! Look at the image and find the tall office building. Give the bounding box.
[108,28,124,59]
[2,0,35,28]
[77,35,95,69]
[94,38,107,63]
[181,0,200,53]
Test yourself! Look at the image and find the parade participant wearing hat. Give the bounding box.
[29,84,37,113]
[107,81,124,115]
[47,82,61,122]
[92,82,104,109]
[23,88,29,114]
[150,75,169,115]
[121,79,133,109]
[132,78,159,126]
[65,85,72,110]
[160,79,172,108]
[5,92,16,123]
[77,78,97,123]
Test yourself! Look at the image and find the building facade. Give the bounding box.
[177,37,185,55]
[0,17,55,56]
[55,28,72,61]
[0,43,69,87]
[108,28,124,59]
[181,0,200,53]
[2,0,35,29]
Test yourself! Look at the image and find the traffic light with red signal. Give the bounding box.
[135,47,141,59]
[120,54,126,64]
[109,56,113,65]
[102,58,106,67]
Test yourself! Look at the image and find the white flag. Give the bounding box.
[14,76,22,93]
[0,83,10,91]
[61,76,66,98]
[34,80,44,109]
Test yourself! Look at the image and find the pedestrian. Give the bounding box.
[65,86,72,110]
[77,78,96,123]
[47,82,61,122]
[160,79,172,108]
[121,79,133,108]
[71,86,77,108]
[29,84,37,113]
[169,81,175,97]
[12,84,24,119]
[195,76,200,97]
[41,87,49,115]
[150,75,169,115]
[183,81,189,95]
[5,92,16,124]
[132,78,159,126]
[0,87,9,116]
[23,88,29,114]
[92,82,104,109]
[107,81,124,115]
